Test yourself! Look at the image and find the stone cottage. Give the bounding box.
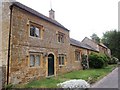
[0,1,111,88]
[2,1,72,85]
[70,38,99,70]
[82,37,111,57]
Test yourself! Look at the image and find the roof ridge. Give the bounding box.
[70,38,98,52]
[11,2,69,31]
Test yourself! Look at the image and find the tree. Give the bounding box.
[91,33,100,43]
[102,30,120,60]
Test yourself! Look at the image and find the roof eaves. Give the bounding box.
[70,38,98,52]
[98,43,108,49]
[11,2,69,31]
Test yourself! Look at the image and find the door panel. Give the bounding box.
[48,54,54,76]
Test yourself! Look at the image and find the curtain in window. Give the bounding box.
[30,26,35,36]
[36,55,40,66]
[35,27,40,37]
[30,55,35,67]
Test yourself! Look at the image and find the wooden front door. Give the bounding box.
[48,54,54,76]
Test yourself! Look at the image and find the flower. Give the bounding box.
[57,79,90,89]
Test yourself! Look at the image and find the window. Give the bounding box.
[29,22,44,38]
[30,55,35,67]
[75,51,81,61]
[58,54,65,66]
[58,32,65,43]
[30,54,41,67]
[30,25,41,37]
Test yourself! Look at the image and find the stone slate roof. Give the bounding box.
[70,38,98,52]
[11,2,69,31]
[99,43,108,49]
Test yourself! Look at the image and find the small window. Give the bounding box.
[29,54,41,67]
[58,54,65,66]
[30,25,40,37]
[75,51,81,61]
[58,32,65,43]
[30,24,42,38]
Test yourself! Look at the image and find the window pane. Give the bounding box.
[58,32,64,43]
[78,52,80,61]
[61,35,64,43]
[75,51,80,61]
[30,26,35,36]
[35,27,40,37]
[62,56,64,65]
[58,56,61,65]
[36,55,40,66]
[58,55,65,65]
[75,52,77,60]
[30,55,35,67]
[58,34,60,42]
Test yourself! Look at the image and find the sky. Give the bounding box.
[16,0,119,41]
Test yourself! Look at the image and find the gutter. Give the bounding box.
[12,2,69,31]
[7,5,13,85]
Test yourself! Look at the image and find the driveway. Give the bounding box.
[91,67,119,88]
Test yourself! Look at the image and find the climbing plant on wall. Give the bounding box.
[81,54,88,70]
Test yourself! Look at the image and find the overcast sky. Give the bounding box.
[16,0,119,41]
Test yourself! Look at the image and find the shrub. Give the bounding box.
[99,54,109,66]
[57,79,90,89]
[88,53,108,69]
[108,57,119,64]
[4,84,14,89]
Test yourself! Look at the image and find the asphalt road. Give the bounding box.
[91,67,119,88]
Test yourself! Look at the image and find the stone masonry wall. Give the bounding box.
[69,45,96,70]
[70,45,83,70]
[0,1,3,89]
[9,6,71,84]
[0,1,13,88]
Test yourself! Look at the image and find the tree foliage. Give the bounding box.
[88,53,108,68]
[91,33,100,43]
[102,30,120,60]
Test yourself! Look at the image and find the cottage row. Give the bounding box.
[0,1,111,86]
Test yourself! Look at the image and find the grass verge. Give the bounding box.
[15,64,117,88]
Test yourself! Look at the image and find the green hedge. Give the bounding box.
[88,53,109,69]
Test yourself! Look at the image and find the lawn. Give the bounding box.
[16,64,117,88]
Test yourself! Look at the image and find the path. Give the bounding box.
[91,67,119,88]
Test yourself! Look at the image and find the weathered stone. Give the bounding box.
[1,1,110,87]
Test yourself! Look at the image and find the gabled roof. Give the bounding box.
[10,2,69,31]
[99,43,108,49]
[82,37,108,49]
[82,37,98,44]
[70,38,98,52]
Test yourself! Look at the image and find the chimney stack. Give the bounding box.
[49,9,55,20]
